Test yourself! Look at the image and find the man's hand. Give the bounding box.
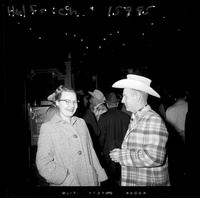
[109,148,121,163]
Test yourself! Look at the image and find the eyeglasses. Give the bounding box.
[59,99,79,105]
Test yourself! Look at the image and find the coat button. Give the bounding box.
[73,134,78,138]
[77,150,82,155]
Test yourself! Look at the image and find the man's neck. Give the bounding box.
[134,103,147,114]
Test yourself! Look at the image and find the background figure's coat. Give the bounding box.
[98,107,130,181]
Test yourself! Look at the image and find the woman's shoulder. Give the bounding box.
[40,121,56,130]
[73,116,85,124]
[73,117,89,131]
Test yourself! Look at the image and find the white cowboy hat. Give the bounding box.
[112,74,160,98]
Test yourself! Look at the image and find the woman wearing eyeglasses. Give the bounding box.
[36,86,107,186]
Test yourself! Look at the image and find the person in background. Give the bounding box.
[109,74,170,186]
[83,89,107,138]
[83,89,107,165]
[88,89,108,121]
[36,85,107,186]
[166,89,188,143]
[165,88,188,186]
[98,91,130,186]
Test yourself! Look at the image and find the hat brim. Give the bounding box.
[112,79,160,98]
[88,91,95,97]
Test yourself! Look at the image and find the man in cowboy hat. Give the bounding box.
[109,74,170,186]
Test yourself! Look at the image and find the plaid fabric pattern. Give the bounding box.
[119,105,170,186]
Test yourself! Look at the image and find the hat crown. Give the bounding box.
[127,74,151,86]
[89,89,105,101]
[93,89,105,100]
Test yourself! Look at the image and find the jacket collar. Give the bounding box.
[131,104,151,122]
[50,113,78,126]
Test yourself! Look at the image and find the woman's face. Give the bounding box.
[56,91,78,118]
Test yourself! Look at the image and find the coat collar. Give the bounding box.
[131,104,151,122]
[50,113,78,126]
[123,105,151,140]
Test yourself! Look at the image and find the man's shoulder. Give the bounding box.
[144,108,163,121]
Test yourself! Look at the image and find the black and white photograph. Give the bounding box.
[2,0,196,197]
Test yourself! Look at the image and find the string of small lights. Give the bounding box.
[5,1,188,71]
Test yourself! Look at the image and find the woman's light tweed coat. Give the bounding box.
[36,114,107,186]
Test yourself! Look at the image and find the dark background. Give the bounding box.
[1,0,197,197]
[3,0,193,101]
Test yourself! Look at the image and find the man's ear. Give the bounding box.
[137,92,143,102]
